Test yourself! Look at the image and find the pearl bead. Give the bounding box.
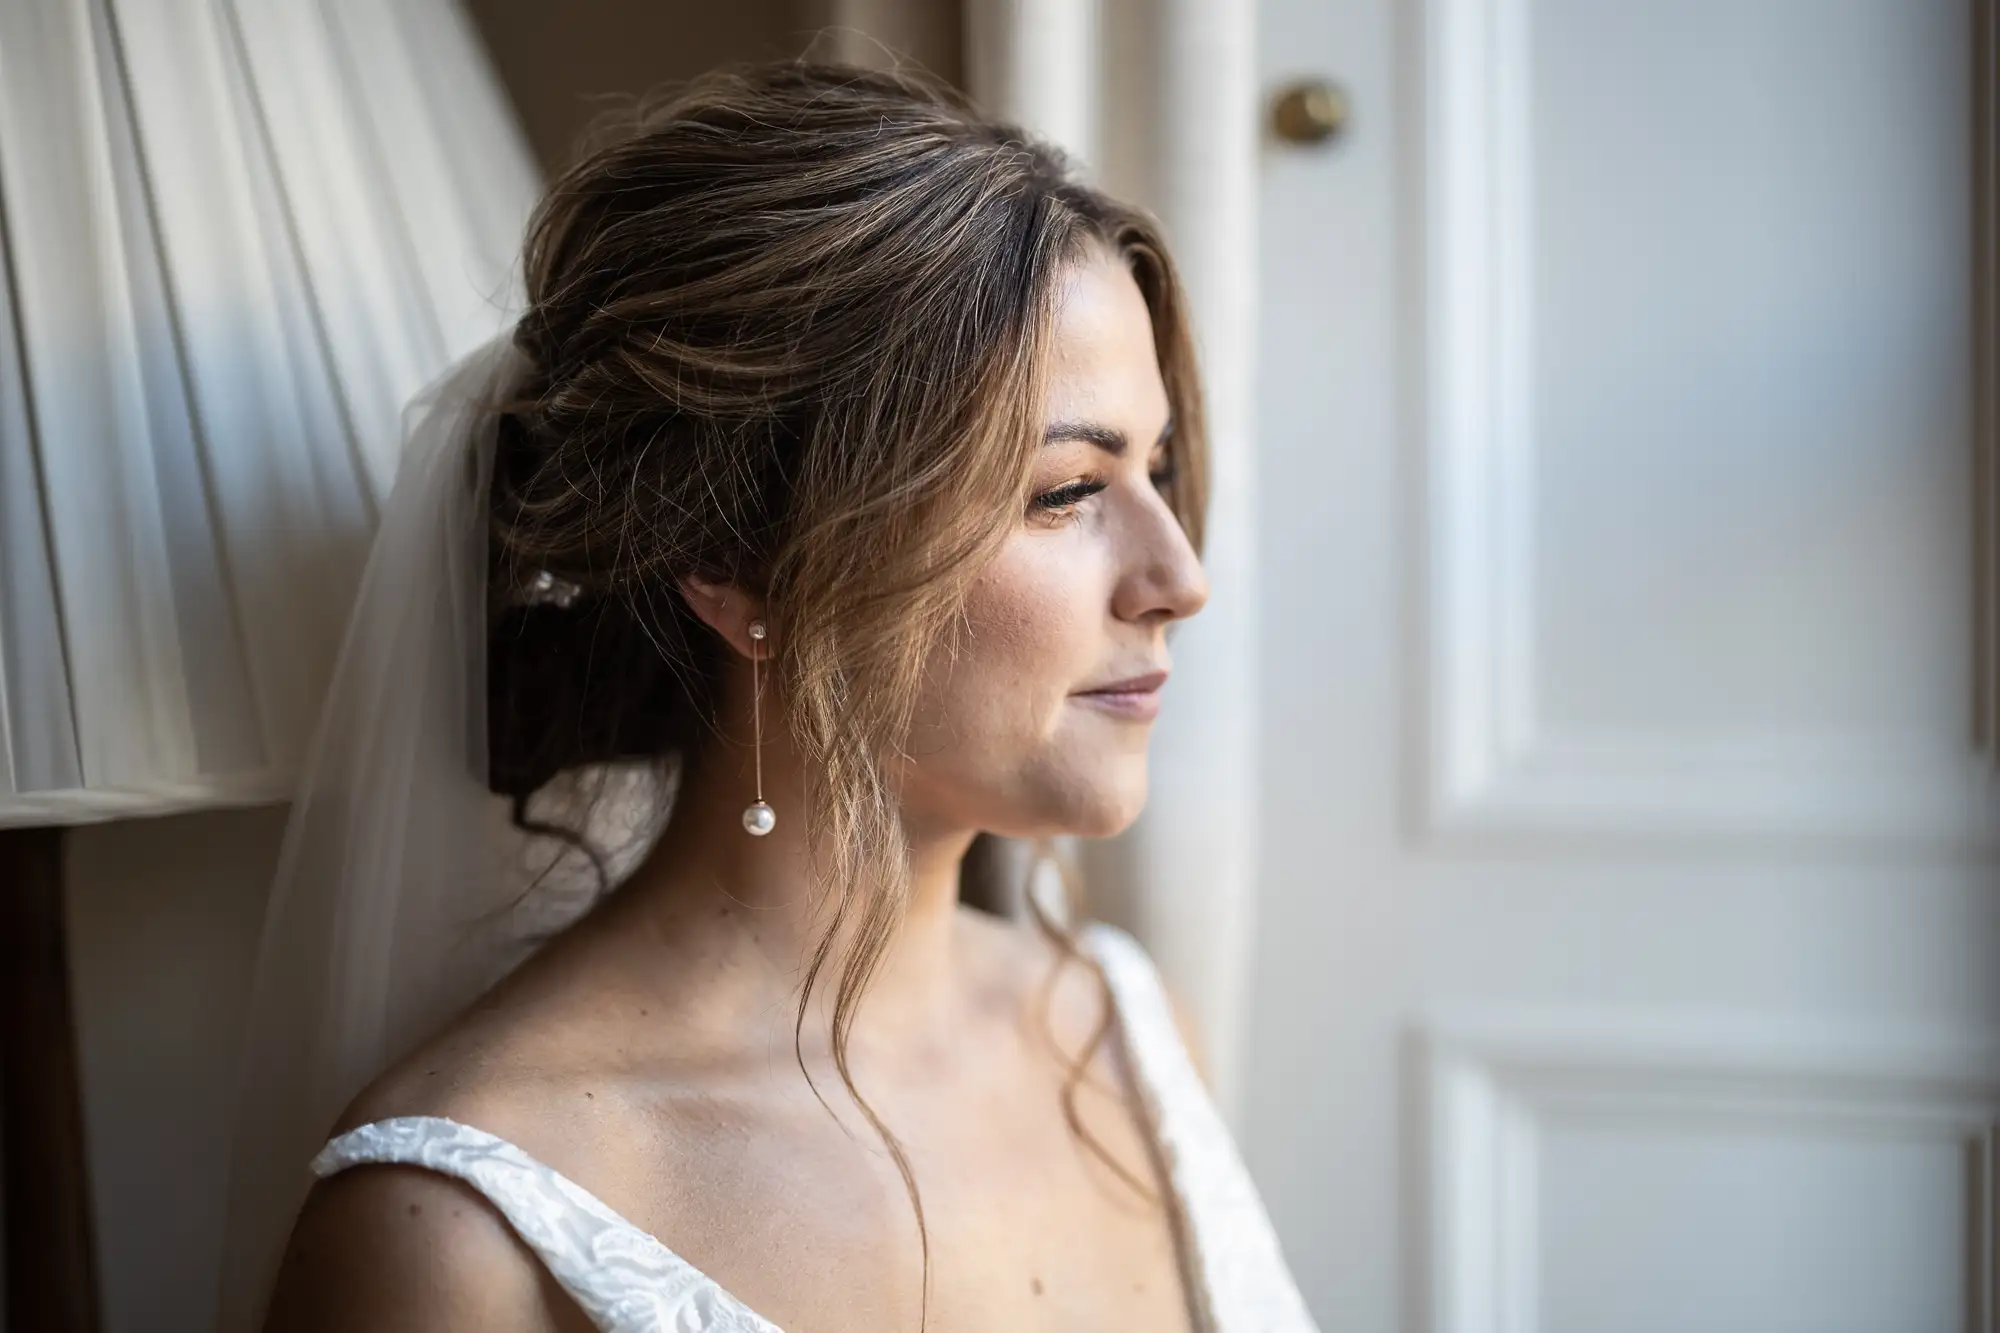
[741,800,775,836]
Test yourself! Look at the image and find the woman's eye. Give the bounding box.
[1149,455,1178,491]
[1032,478,1107,519]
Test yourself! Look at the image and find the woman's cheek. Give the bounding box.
[965,535,1102,697]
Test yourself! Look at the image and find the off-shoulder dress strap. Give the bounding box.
[312,1115,782,1332]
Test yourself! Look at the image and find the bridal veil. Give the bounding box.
[213,329,617,1331]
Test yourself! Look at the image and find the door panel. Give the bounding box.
[1247,0,2000,1327]
[1424,0,1980,845]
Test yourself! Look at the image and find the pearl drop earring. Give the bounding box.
[741,619,776,836]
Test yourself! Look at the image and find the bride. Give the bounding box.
[224,60,1316,1333]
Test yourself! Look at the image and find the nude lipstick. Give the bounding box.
[1073,668,1169,721]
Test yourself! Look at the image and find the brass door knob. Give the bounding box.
[1270,79,1348,145]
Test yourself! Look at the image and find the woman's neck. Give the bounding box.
[600,730,982,1052]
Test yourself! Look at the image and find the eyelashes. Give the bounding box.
[1031,457,1179,520]
[1033,478,1109,512]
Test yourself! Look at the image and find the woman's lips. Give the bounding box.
[1073,669,1169,721]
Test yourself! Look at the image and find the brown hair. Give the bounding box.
[485,59,1206,1318]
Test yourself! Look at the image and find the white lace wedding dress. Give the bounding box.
[313,924,1319,1332]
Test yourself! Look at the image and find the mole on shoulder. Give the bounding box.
[1031,1276,1044,1297]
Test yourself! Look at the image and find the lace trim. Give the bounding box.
[1083,923,1320,1333]
[313,1116,779,1332]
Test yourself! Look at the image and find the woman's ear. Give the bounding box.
[678,575,769,659]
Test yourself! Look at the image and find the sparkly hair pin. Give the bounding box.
[523,568,582,609]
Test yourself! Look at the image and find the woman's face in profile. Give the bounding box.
[899,248,1209,841]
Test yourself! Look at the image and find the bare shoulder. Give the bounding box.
[978,911,1211,1086]
[329,1006,557,1138]
[265,973,644,1330]
[953,906,1141,1078]
[262,1162,572,1332]
[263,1003,601,1331]
[953,905,1099,1020]
[328,940,638,1147]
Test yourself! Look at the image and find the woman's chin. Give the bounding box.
[1059,769,1151,839]
[953,755,1152,840]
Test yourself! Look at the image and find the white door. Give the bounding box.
[1245,2,2000,1330]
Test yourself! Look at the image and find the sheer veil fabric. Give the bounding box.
[215,329,659,1331]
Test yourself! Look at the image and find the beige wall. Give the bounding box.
[58,4,955,1330]
[464,0,961,172]
[66,808,287,1333]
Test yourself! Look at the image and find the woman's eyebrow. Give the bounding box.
[1043,417,1176,454]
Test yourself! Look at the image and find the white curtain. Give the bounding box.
[0,0,539,829]
[966,0,1263,1117]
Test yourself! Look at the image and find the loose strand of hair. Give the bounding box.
[1022,840,1161,1204]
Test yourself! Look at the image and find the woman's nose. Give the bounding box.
[1117,497,1210,626]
